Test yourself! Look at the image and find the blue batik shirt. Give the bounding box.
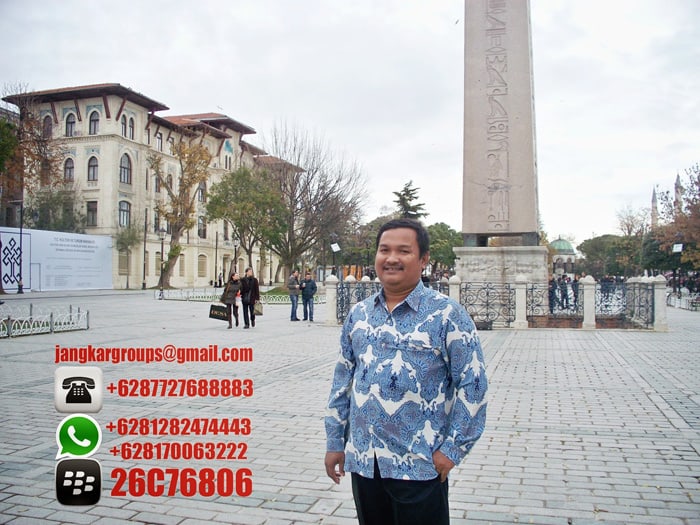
[325,282,488,480]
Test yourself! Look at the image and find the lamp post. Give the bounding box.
[214,231,219,287]
[158,227,166,300]
[233,238,240,275]
[330,233,340,277]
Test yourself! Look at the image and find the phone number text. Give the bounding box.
[108,417,252,436]
[107,378,253,397]
[109,441,248,460]
[111,467,252,498]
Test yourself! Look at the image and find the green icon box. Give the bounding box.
[56,414,102,459]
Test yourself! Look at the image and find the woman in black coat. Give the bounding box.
[222,273,242,328]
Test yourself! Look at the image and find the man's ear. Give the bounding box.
[421,252,430,268]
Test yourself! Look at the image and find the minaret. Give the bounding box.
[651,187,658,229]
[674,173,683,214]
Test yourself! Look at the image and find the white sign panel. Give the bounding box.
[0,228,113,292]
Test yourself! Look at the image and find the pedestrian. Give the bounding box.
[301,271,317,321]
[548,275,559,313]
[288,269,301,321]
[571,274,580,307]
[324,218,488,525]
[559,276,569,309]
[240,267,260,329]
[221,273,241,329]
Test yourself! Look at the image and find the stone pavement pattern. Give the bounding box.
[0,291,698,524]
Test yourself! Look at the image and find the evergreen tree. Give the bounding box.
[393,180,427,219]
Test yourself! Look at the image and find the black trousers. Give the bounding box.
[351,459,449,525]
[242,302,255,327]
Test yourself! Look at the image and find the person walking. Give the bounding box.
[301,271,317,322]
[240,267,260,329]
[288,269,301,321]
[324,218,488,525]
[221,273,241,329]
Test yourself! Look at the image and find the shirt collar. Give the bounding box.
[375,280,426,312]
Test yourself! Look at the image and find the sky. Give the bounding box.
[1,0,698,247]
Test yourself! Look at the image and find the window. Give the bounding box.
[86,201,97,226]
[179,254,185,277]
[197,254,207,277]
[223,221,229,241]
[128,117,134,139]
[121,115,127,136]
[65,114,76,137]
[43,116,53,138]
[89,111,99,135]
[118,201,131,227]
[154,175,161,193]
[87,156,98,181]
[197,182,206,202]
[119,154,132,184]
[144,250,149,276]
[64,158,74,182]
[156,251,163,276]
[118,250,129,275]
[166,175,173,192]
[156,132,163,152]
[197,216,207,239]
[153,211,160,233]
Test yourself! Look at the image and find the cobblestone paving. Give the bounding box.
[0,291,698,524]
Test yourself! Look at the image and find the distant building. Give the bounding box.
[550,237,577,277]
[2,83,281,289]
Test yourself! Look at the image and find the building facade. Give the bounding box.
[2,83,280,289]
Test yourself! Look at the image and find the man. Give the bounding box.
[240,267,260,329]
[324,218,488,525]
[300,271,317,322]
[287,269,301,321]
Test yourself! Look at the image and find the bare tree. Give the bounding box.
[260,122,367,279]
[148,140,212,289]
[616,204,649,237]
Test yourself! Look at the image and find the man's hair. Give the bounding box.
[376,218,430,257]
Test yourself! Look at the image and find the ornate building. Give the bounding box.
[2,83,280,289]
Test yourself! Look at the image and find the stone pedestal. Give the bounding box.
[453,245,548,285]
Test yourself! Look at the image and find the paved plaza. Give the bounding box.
[0,290,699,524]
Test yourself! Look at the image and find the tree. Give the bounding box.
[427,222,462,272]
[206,166,286,271]
[577,235,620,278]
[0,117,18,174]
[148,139,212,289]
[23,190,85,233]
[393,180,427,219]
[260,122,367,279]
[654,164,700,269]
[115,224,142,289]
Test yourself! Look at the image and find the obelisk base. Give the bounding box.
[453,245,549,285]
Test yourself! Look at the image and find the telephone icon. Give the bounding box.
[63,377,95,404]
[55,367,103,413]
[67,425,92,448]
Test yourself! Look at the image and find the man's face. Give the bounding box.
[375,227,428,292]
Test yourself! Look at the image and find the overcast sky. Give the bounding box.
[1,0,698,246]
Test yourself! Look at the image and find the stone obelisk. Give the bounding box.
[454,0,548,284]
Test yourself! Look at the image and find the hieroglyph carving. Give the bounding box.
[485,1,510,231]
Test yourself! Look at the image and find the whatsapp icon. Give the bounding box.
[56,414,102,459]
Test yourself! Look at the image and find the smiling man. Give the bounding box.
[324,218,488,525]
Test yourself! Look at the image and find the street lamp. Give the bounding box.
[214,231,219,287]
[233,238,240,275]
[330,233,340,276]
[158,227,166,300]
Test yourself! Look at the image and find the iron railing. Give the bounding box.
[529,283,584,318]
[459,282,515,328]
[0,304,89,338]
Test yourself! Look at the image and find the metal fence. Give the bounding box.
[334,279,657,330]
[0,304,89,338]
[460,282,515,328]
[157,288,325,305]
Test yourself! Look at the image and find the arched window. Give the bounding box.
[64,158,74,181]
[118,201,131,227]
[156,132,163,151]
[197,254,207,277]
[89,111,100,135]
[65,114,76,137]
[87,156,99,181]
[197,216,207,239]
[121,115,127,136]
[197,181,206,202]
[43,115,53,138]
[128,117,135,139]
[119,154,132,184]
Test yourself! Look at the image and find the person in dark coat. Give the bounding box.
[222,273,241,329]
[301,271,318,322]
[240,267,261,329]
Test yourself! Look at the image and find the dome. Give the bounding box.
[550,237,575,254]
